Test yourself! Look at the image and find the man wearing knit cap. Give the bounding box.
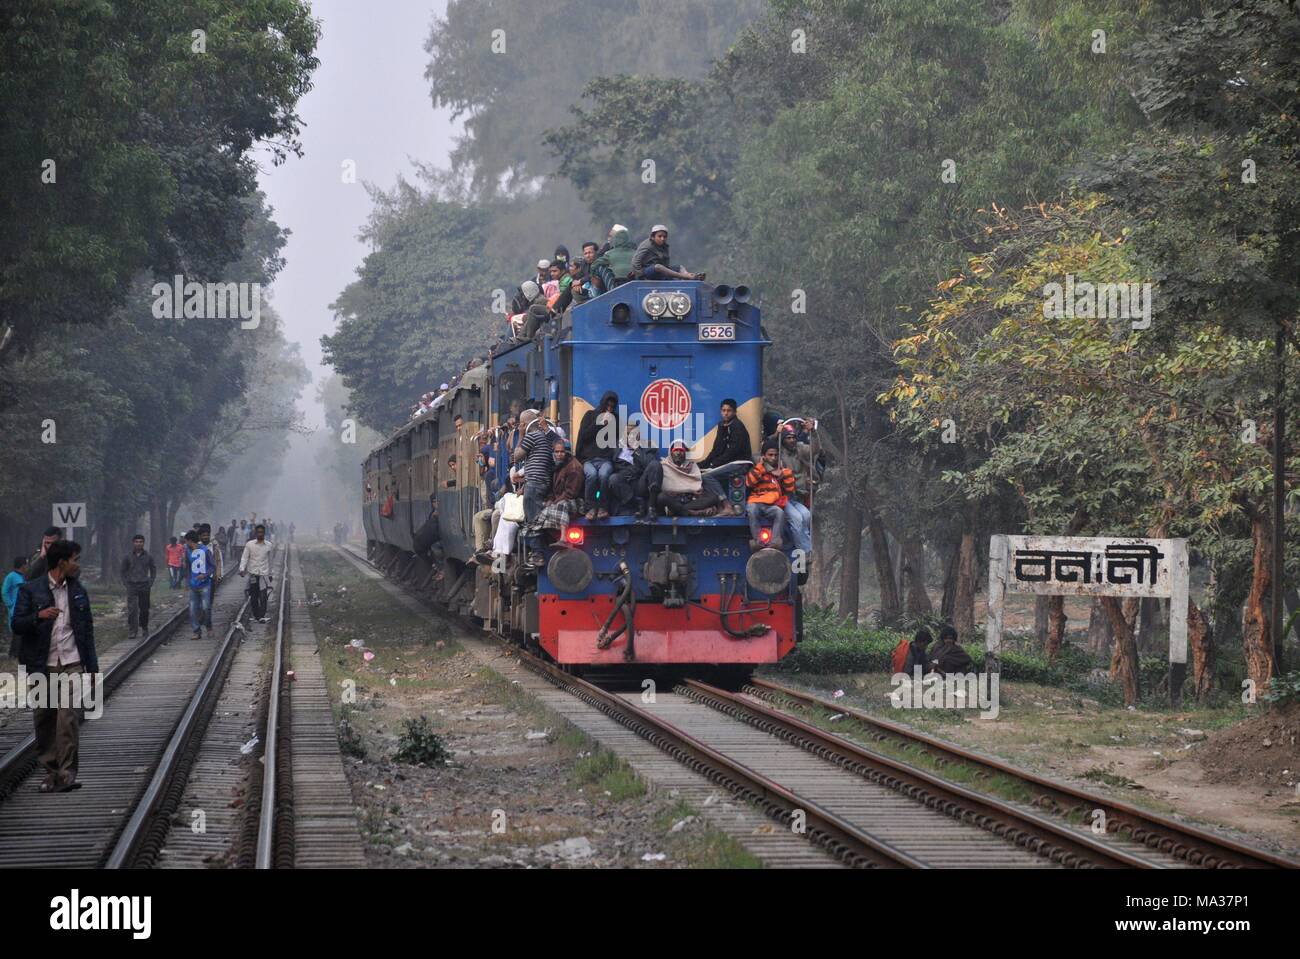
[632,224,703,282]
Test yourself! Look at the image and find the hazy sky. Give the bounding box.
[256,0,459,428]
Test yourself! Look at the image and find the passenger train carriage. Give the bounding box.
[362,280,803,676]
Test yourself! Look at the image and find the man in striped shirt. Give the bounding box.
[516,409,558,566]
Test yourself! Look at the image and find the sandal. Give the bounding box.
[584,509,597,521]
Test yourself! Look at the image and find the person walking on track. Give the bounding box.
[183,532,215,640]
[11,540,97,793]
[239,523,273,622]
[120,534,156,640]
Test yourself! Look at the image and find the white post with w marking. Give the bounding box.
[53,502,87,542]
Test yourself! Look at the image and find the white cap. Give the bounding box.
[537,259,550,270]
[651,224,668,235]
[611,223,627,233]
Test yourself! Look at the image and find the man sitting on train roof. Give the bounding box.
[509,280,550,342]
[591,226,637,290]
[631,224,704,282]
[576,390,621,520]
[746,439,795,551]
[655,439,723,518]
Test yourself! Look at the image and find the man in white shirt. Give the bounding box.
[239,524,274,622]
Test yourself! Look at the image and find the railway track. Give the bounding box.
[735,678,1300,869]
[0,543,366,870]
[0,550,262,868]
[331,542,1291,869]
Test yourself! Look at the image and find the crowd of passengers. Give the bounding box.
[460,396,820,572]
[406,223,701,421]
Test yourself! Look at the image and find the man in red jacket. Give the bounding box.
[745,439,796,550]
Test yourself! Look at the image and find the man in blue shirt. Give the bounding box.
[3,555,28,654]
[183,532,215,640]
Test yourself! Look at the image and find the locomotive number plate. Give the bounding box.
[698,323,735,342]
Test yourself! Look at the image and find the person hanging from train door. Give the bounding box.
[631,225,705,282]
[577,390,620,520]
[529,439,585,553]
[517,409,559,568]
[699,398,753,514]
[776,420,816,563]
[239,523,274,623]
[11,539,97,793]
[414,494,445,567]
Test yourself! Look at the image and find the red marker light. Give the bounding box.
[758,528,771,544]
[565,527,585,546]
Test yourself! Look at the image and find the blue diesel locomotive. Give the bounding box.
[361,280,802,673]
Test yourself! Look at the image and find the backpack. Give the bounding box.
[890,639,910,675]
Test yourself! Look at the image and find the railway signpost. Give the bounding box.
[984,535,1190,705]
[52,502,87,543]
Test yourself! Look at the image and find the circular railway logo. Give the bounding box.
[640,378,691,430]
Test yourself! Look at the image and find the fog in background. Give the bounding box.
[206,0,458,534]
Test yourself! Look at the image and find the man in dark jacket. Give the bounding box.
[120,534,157,639]
[576,390,620,519]
[903,629,933,675]
[607,423,659,517]
[630,225,703,282]
[25,526,62,583]
[12,540,98,792]
[930,625,974,675]
[699,398,753,512]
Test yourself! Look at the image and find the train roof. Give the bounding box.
[368,364,488,456]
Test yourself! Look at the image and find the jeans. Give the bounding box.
[746,503,786,544]
[126,583,151,636]
[523,480,547,551]
[783,499,812,558]
[248,575,268,620]
[188,584,212,634]
[168,566,181,588]
[583,459,614,509]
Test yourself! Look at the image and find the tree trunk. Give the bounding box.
[1242,510,1278,689]
[97,519,114,584]
[1034,596,1050,648]
[807,516,830,606]
[953,518,976,639]
[837,502,863,624]
[866,507,901,626]
[1045,596,1067,662]
[940,536,959,621]
[1087,599,1113,655]
[1103,596,1140,706]
[1137,597,1159,652]
[1188,598,1214,703]
[903,536,932,617]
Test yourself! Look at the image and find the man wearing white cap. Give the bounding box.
[631,225,703,282]
[533,259,551,288]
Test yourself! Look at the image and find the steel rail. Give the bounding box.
[681,679,1153,868]
[255,544,292,868]
[747,677,1300,869]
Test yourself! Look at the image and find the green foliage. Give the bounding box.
[392,715,451,766]
[1261,672,1300,708]
[322,178,501,432]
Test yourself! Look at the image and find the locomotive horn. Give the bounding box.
[712,284,733,305]
[733,285,751,303]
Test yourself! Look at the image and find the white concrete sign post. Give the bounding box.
[52,502,88,544]
[985,535,1190,706]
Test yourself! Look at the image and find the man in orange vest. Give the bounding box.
[745,439,796,550]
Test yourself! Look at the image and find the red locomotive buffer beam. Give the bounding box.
[539,593,796,664]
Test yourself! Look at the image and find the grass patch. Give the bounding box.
[572,747,646,801]
[653,799,762,869]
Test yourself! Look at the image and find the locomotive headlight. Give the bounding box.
[642,293,668,317]
[666,292,692,318]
